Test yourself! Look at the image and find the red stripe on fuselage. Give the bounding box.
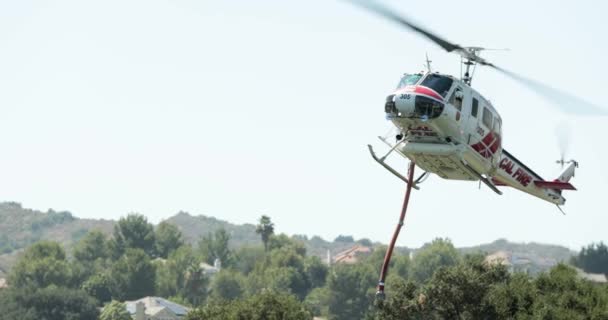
[413,86,443,101]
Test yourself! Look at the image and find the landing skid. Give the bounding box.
[462,162,503,195]
[368,145,420,190]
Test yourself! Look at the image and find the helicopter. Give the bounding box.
[352,2,581,206]
[344,0,599,300]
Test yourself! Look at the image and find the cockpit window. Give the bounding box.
[395,73,423,89]
[420,74,453,97]
[482,107,493,129]
[493,117,501,133]
[449,87,463,111]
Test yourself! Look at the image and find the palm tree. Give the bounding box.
[255,215,274,251]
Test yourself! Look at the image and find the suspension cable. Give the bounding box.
[375,161,416,301]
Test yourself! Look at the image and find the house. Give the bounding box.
[333,245,372,264]
[485,251,537,274]
[125,296,190,320]
[575,268,608,284]
[200,258,221,276]
[484,250,512,267]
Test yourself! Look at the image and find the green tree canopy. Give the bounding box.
[99,301,132,320]
[82,273,112,305]
[186,290,312,320]
[304,256,328,289]
[334,235,354,243]
[247,244,311,299]
[0,286,99,320]
[371,259,608,320]
[304,287,330,317]
[420,254,509,319]
[111,213,156,258]
[109,248,156,300]
[209,270,246,301]
[326,263,376,320]
[233,246,266,275]
[156,245,208,306]
[73,230,110,263]
[198,228,232,267]
[572,242,608,275]
[181,262,209,306]
[268,234,306,256]
[8,241,72,289]
[410,238,460,283]
[530,264,608,319]
[155,221,185,259]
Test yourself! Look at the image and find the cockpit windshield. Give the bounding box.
[395,73,423,89]
[420,74,453,97]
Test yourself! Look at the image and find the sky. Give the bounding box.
[1,0,607,250]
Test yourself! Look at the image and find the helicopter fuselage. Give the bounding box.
[384,71,571,205]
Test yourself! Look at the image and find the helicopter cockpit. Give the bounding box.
[419,73,453,97]
[389,73,457,120]
[396,73,454,98]
[395,73,423,89]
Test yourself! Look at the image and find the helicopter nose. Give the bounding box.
[390,93,415,116]
[385,94,397,114]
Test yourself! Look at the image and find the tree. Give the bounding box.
[572,242,608,275]
[99,301,132,320]
[371,259,608,320]
[304,256,328,289]
[485,272,538,318]
[9,241,72,289]
[82,273,112,305]
[334,235,354,243]
[420,254,509,319]
[182,263,209,306]
[393,254,411,280]
[233,246,266,275]
[370,255,507,319]
[326,263,376,320]
[186,290,313,320]
[110,213,156,258]
[109,248,156,300]
[304,287,330,317]
[73,230,110,262]
[246,245,311,299]
[268,234,306,256]
[0,286,99,320]
[368,278,420,320]
[209,270,246,301]
[410,238,460,283]
[198,229,232,267]
[71,230,112,286]
[256,215,274,251]
[530,264,608,319]
[155,222,185,259]
[357,238,373,247]
[156,245,208,306]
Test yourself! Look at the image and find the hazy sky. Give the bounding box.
[1,0,607,249]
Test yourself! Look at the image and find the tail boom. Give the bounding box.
[492,149,576,205]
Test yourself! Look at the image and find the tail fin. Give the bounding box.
[533,160,578,191]
[557,160,578,183]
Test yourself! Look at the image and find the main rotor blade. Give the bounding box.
[348,0,606,115]
[492,66,607,115]
[346,0,463,53]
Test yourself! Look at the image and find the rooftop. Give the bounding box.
[125,296,190,316]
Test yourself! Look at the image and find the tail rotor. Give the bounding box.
[555,122,571,168]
